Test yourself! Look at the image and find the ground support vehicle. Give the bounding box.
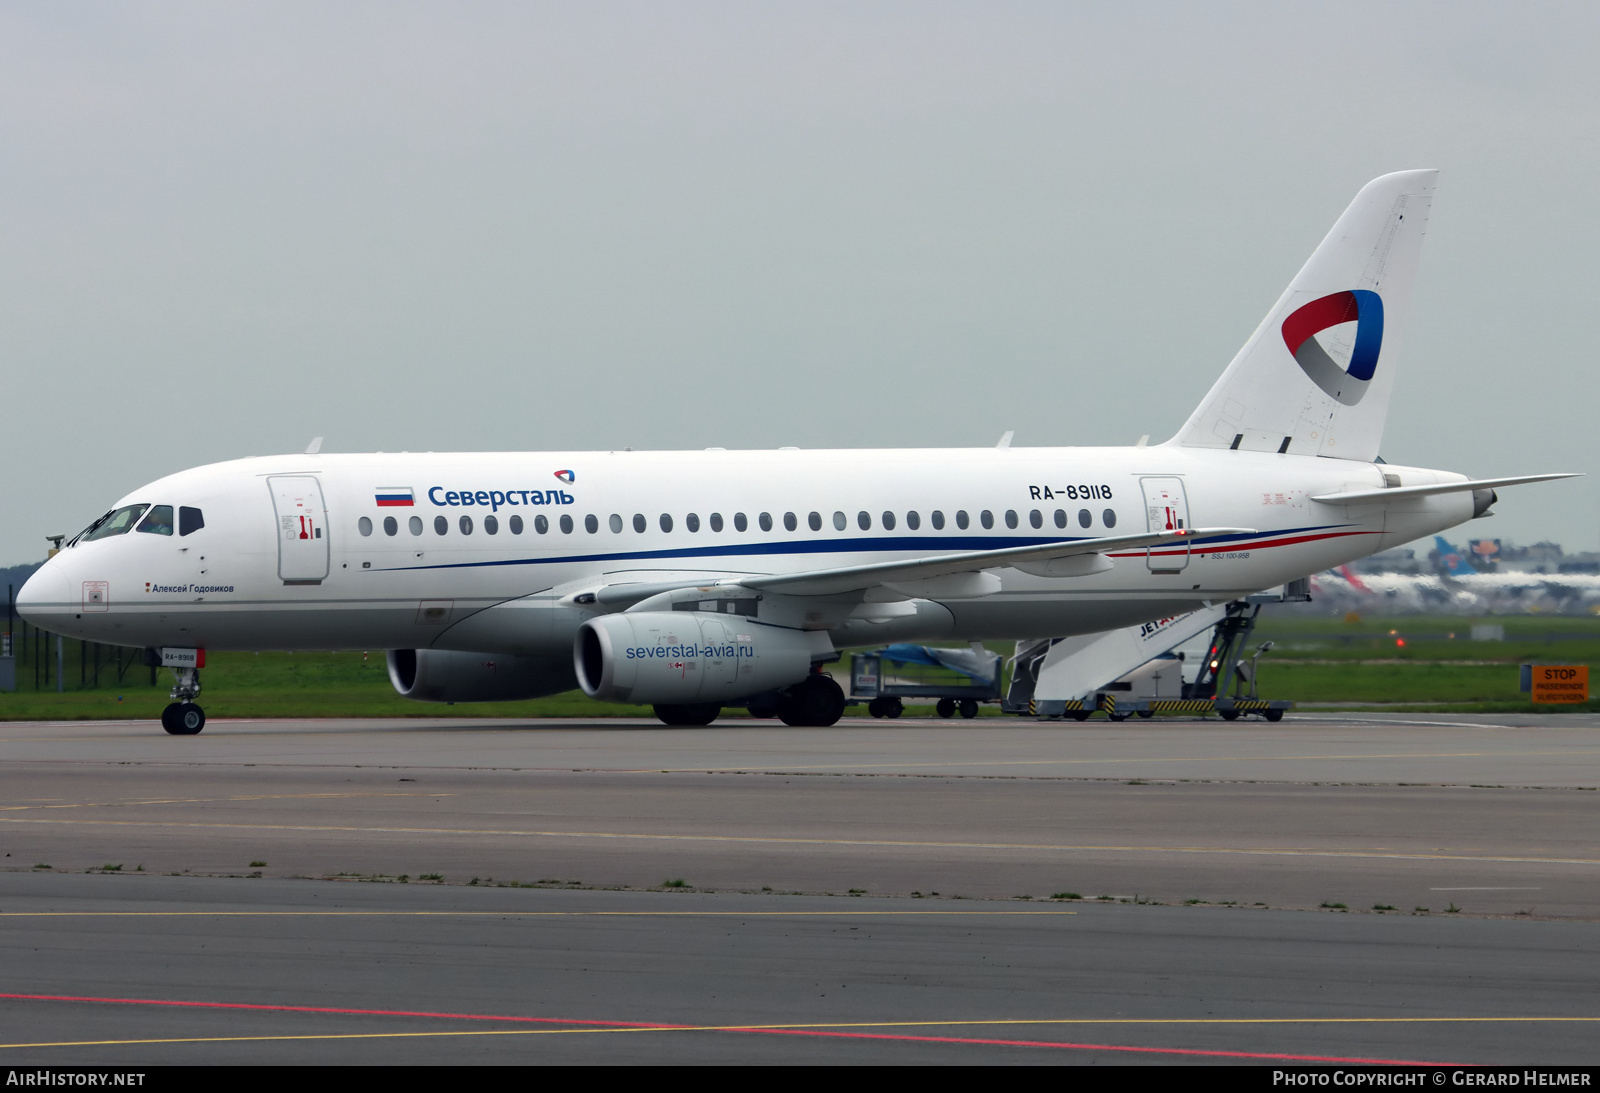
[1012,590,1304,722]
[849,645,1002,719]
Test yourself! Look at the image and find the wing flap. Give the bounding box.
[738,527,1254,597]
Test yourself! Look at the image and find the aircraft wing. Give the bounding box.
[736,527,1254,597]
[1311,473,1579,505]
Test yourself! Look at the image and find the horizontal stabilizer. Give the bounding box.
[1311,473,1580,505]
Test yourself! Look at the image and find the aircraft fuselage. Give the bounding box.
[17,444,1474,656]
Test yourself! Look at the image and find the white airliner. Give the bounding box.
[15,169,1577,734]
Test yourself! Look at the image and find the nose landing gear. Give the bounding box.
[161,702,206,735]
[161,666,205,736]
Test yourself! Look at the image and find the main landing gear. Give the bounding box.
[653,703,721,726]
[739,673,847,727]
[161,665,206,736]
[776,673,846,727]
[656,674,846,728]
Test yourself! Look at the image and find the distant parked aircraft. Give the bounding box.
[1434,535,1477,577]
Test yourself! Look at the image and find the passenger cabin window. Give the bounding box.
[1078,508,1092,529]
[881,511,895,531]
[1054,509,1067,528]
[409,516,423,535]
[434,515,448,535]
[1029,509,1042,529]
[906,511,920,530]
[1103,508,1117,529]
[509,514,524,534]
[534,515,548,534]
[179,507,204,536]
[757,512,770,532]
[1004,509,1018,530]
[807,512,822,532]
[609,514,623,534]
[358,517,373,537]
[80,504,149,543]
[584,514,598,534]
[955,510,969,530]
[710,512,725,532]
[930,510,944,530]
[460,515,474,535]
[660,513,673,533]
[138,506,175,536]
[833,511,848,531]
[383,516,398,536]
[783,512,796,532]
[685,513,700,532]
[484,515,499,535]
[980,510,995,530]
[559,514,574,534]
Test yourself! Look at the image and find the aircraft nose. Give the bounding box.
[15,565,71,625]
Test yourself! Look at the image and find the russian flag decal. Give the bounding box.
[375,488,415,507]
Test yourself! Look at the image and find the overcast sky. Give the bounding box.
[1,1,1596,566]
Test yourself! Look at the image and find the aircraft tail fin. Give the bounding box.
[1171,170,1438,462]
[1434,535,1476,577]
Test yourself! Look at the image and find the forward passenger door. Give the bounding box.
[268,476,330,583]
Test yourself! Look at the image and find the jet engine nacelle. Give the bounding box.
[574,611,823,704]
[386,648,576,703]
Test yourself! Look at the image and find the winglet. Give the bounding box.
[304,437,324,455]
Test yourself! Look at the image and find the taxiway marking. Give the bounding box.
[0,910,1075,918]
[0,816,1595,867]
[0,1026,1456,1064]
[0,792,451,813]
[2,992,1592,1026]
[615,747,1600,774]
[0,991,1469,1066]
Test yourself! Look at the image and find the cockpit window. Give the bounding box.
[137,505,175,535]
[179,507,205,536]
[78,504,150,543]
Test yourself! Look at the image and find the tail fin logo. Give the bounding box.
[1281,289,1384,406]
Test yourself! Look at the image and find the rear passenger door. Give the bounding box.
[1140,476,1191,573]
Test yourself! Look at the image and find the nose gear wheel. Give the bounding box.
[161,702,205,735]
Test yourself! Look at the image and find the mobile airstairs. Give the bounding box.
[1004,579,1309,721]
